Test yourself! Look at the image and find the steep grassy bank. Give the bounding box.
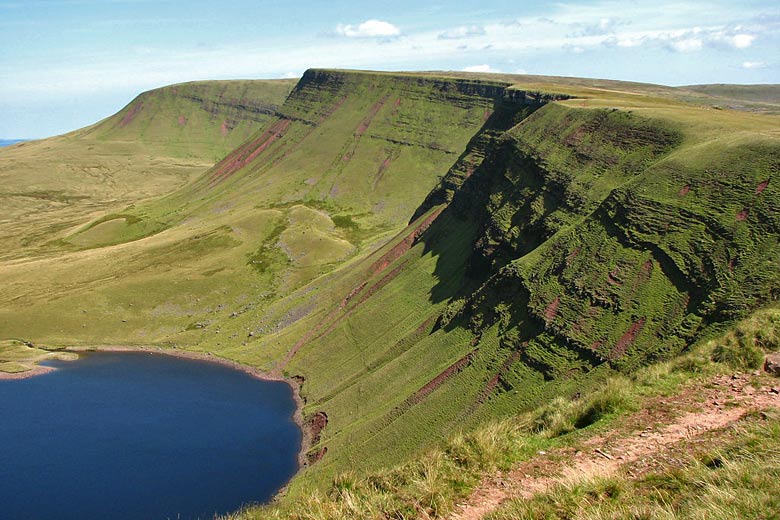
[255,86,779,490]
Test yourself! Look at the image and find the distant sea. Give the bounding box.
[0,139,27,147]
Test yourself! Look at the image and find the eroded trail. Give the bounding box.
[449,373,780,520]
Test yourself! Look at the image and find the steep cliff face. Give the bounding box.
[442,104,780,376]
[275,94,780,486]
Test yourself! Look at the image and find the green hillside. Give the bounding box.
[1,69,779,516]
[0,79,295,258]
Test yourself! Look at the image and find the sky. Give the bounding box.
[1,0,778,138]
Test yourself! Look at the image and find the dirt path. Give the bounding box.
[449,373,780,520]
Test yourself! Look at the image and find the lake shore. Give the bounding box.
[0,364,56,380]
[62,345,313,473]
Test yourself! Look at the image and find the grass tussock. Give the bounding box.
[711,308,780,370]
[486,410,780,520]
[531,376,637,437]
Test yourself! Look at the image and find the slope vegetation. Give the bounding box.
[1,70,779,507]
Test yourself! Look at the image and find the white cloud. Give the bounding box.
[281,71,299,79]
[438,25,486,40]
[462,64,500,73]
[669,37,703,52]
[729,33,755,48]
[335,19,400,38]
[742,60,766,69]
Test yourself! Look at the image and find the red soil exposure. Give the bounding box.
[220,120,230,136]
[118,103,143,128]
[368,207,445,276]
[355,95,391,136]
[340,281,368,309]
[473,350,523,408]
[415,314,438,335]
[209,118,291,185]
[341,152,352,162]
[307,446,328,465]
[607,269,623,286]
[566,247,581,267]
[589,340,605,351]
[391,97,401,115]
[177,115,187,126]
[305,411,328,445]
[728,257,737,272]
[316,95,348,125]
[756,179,770,194]
[544,297,560,323]
[406,350,476,407]
[610,318,646,360]
[373,154,395,188]
[736,208,749,221]
[633,259,654,290]
[483,109,493,122]
[641,259,653,276]
[678,185,690,196]
[347,261,408,316]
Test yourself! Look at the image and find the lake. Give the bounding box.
[0,351,301,520]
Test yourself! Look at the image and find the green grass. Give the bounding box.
[1,68,779,508]
[232,317,763,519]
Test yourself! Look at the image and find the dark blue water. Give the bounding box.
[0,352,301,520]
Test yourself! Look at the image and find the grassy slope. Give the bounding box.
[0,79,296,258]
[1,69,779,508]
[0,69,505,355]
[252,81,779,492]
[235,308,780,519]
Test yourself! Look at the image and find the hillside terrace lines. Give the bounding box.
[207,118,291,187]
[368,206,445,276]
[374,349,477,430]
[356,94,391,137]
[274,208,444,375]
[274,260,410,376]
[312,313,440,408]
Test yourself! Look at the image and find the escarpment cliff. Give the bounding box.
[276,83,780,484]
[4,70,779,493]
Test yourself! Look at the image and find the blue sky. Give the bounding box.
[1,0,778,138]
